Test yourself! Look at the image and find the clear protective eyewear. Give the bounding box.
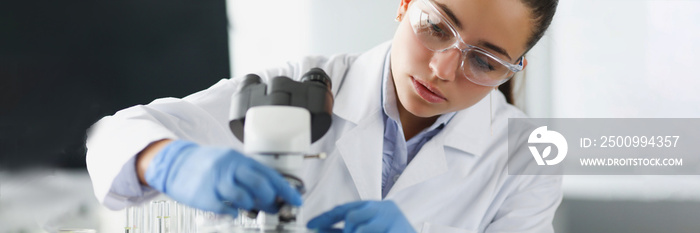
[408,0,524,86]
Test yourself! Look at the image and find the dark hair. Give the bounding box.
[521,0,559,53]
[500,0,558,105]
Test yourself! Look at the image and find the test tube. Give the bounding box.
[142,203,151,233]
[125,206,142,233]
[150,200,172,233]
[150,201,160,233]
[163,201,172,233]
[175,202,196,233]
[125,206,133,233]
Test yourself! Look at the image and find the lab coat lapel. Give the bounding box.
[335,111,384,200]
[332,42,391,200]
[386,133,448,198]
[441,89,492,156]
[385,89,493,198]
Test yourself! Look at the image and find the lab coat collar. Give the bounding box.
[440,89,496,158]
[332,41,390,125]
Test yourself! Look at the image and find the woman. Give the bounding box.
[86,0,560,232]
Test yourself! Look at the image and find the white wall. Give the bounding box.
[226,0,398,77]
[525,0,700,118]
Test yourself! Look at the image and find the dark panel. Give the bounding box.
[0,0,230,169]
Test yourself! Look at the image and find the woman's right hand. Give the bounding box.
[138,139,302,215]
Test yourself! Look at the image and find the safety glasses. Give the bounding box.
[408,0,524,86]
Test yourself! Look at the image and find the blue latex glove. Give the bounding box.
[145,140,302,215]
[307,200,417,233]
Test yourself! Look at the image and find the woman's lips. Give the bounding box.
[411,76,447,103]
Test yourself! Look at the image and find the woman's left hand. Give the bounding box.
[307,200,417,233]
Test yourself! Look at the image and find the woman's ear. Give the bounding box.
[396,0,412,21]
[522,57,528,70]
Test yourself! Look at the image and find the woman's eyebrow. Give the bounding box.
[434,2,463,29]
[435,1,513,61]
[478,40,513,61]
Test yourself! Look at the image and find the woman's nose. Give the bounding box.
[429,48,462,81]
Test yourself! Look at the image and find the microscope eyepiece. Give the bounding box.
[238,74,263,92]
[300,67,332,89]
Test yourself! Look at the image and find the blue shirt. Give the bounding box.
[380,52,456,198]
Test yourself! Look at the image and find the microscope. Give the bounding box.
[228,68,334,232]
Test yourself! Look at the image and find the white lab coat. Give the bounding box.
[86,41,562,233]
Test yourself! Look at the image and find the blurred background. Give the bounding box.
[1,0,699,232]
